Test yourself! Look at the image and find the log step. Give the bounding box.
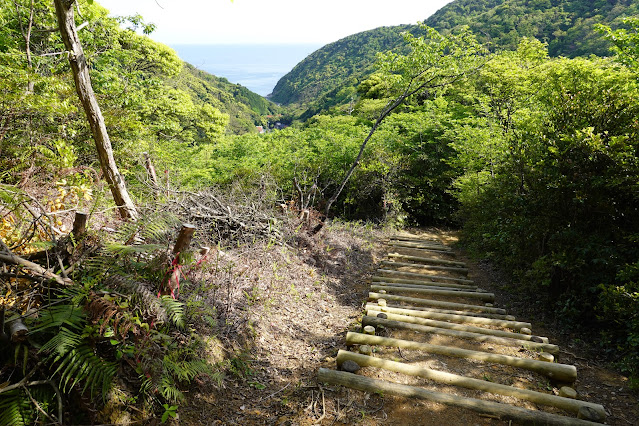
[370,284,494,302]
[377,268,474,284]
[334,352,605,421]
[345,332,577,383]
[369,292,507,314]
[364,303,529,330]
[387,253,467,267]
[371,275,477,290]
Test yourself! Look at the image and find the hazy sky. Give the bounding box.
[98,0,455,45]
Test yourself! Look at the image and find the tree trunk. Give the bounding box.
[53,0,138,220]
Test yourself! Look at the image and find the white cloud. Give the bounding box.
[98,0,454,45]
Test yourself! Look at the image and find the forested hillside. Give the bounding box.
[270,0,639,115]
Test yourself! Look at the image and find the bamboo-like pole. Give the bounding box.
[391,246,456,256]
[317,369,599,425]
[370,284,494,302]
[372,276,477,290]
[369,292,507,314]
[365,304,529,330]
[387,253,466,267]
[365,309,549,343]
[383,261,469,275]
[367,302,516,320]
[377,268,474,284]
[345,332,577,382]
[388,241,453,251]
[334,351,604,421]
[373,281,482,293]
[363,315,558,354]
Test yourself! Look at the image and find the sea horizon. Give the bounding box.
[170,43,324,97]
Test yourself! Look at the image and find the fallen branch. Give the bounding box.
[0,250,70,287]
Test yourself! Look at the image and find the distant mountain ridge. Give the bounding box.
[270,0,639,112]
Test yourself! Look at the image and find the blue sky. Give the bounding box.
[98,0,454,45]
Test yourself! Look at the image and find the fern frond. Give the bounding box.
[0,390,28,426]
[163,356,212,382]
[158,375,184,403]
[30,304,86,333]
[52,344,116,399]
[105,275,167,323]
[159,296,185,329]
[38,326,82,357]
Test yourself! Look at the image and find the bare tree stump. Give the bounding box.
[72,211,88,238]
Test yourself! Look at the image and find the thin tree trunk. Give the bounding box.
[53,0,138,220]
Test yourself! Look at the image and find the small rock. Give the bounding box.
[379,290,387,294]
[363,325,376,335]
[520,327,532,335]
[530,336,544,343]
[341,360,360,373]
[578,406,603,422]
[485,303,493,307]
[559,387,577,399]
[378,299,387,307]
[376,313,388,319]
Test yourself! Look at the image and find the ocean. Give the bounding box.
[170,44,323,98]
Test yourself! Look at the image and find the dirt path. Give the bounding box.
[179,226,638,425]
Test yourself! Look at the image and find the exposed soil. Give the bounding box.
[174,226,639,425]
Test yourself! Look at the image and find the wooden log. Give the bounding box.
[345,332,577,382]
[387,253,466,267]
[369,292,507,314]
[372,276,477,290]
[367,302,516,320]
[389,235,444,244]
[365,309,549,344]
[335,351,604,421]
[377,268,474,284]
[384,260,469,275]
[388,241,453,251]
[317,369,598,425]
[365,303,529,330]
[0,251,70,287]
[373,281,483,293]
[72,211,88,237]
[362,315,559,354]
[370,284,494,302]
[390,246,456,256]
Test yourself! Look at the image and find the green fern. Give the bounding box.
[30,304,86,333]
[52,344,117,399]
[0,390,29,426]
[159,296,185,329]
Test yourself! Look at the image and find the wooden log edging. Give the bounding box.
[370,284,494,302]
[334,351,605,421]
[365,309,549,343]
[317,369,601,425]
[345,332,577,382]
[390,246,456,256]
[367,302,515,320]
[383,260,469,275]
[363,315,559,354]
[369,292,506,314]
[377,268,474,284]
[388,241,453,251]
[387,253,467,268]
[373,281,483,293]
[372,276,477,290]
[365,304,529,330]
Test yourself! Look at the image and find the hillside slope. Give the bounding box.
[270,0,639,111]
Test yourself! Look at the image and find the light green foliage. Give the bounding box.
[598,17,639,70]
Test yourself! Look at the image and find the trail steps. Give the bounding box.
[317,232,608,425]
